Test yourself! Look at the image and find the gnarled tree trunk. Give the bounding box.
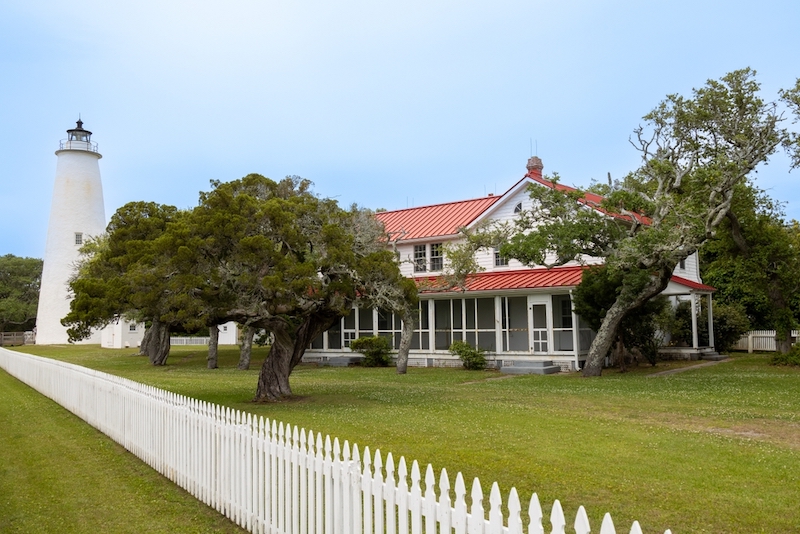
[254,314,337,402]
[141,319,171,366]
[395,308,415,374]
[583,268,672,377]
[238,326,255,370]
[207,325,219,369]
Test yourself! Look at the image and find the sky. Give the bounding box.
[2,0,799,259]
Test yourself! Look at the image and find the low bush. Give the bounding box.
[349,336,392,367]
[448,340,486,370]
[771,345,800,366]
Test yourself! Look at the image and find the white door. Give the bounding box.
[528,295,551,354]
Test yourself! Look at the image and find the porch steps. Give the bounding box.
[500,360,561,375]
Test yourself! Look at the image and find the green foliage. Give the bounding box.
[448,340,487,370]
[771,345,800,366]
[349,336,392,367]
[701,183,800,339]
[0,254,42,332]
[709,301,751,353]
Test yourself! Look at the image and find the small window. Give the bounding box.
[514,202,523,214]
[222,325,228,332]
[414,245,427,272]
[430,243,443,271]
[494,247,508,266]
[679,259,686,270]
[129,324,137,332]
[74,232,83,245]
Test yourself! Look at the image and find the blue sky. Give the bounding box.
[2,0,799,259]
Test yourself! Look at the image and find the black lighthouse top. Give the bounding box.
[67,119,92,143]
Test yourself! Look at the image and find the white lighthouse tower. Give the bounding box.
[36,120,106,344]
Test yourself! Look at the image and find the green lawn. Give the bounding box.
[6,345,800,533]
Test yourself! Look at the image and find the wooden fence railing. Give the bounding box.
[732,330,800,352]
[0,348,670,534]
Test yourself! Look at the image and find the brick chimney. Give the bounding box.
[526,156,543,179]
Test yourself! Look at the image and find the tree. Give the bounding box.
[188,174,415,400]
[0,254,42,332]
[572,265,670,370]
[458,69,799,376]
[701,183,800,352]
[63,202,202,365]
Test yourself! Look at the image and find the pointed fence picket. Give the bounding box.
[0,348,672,534]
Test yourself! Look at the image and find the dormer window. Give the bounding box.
[74,232,83,245]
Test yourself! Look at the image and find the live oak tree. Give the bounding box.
[189,175,415,401]
[0,254,42,332]
[63,202,202,365]
[457,69,800,376]
[701,183,800,353]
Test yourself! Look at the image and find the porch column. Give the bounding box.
[571,308,580,371]
[690,294,699,349]
[707,294,715,350]
[494,297,503,355]
[570,290,580,371]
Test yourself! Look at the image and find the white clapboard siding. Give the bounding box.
[0,347,671,534]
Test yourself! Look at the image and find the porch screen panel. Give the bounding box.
[328,321,342,349]
[412,300,430,350]
[311,333,324,349]
[476,298,495,351]
[552,295,574,351]
[359,308,374,338]
[434,300,452,350]
[504,296,529,351]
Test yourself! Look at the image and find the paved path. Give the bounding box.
[647,358,730,377]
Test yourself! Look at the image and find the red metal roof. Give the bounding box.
[670,275,715,292]
[528,174,652,225]
[416,268,714,294]
[375,196,502,240]
[417,266,587,293]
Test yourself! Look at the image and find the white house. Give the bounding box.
[305,157,716,371]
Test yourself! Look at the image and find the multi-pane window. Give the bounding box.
[414,243,444,272]
[494,247,508,266]
[430,243,443,271]
[129,323,137,332]
[74,232,83,245]
[414,245,427,272]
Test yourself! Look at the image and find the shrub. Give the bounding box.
[349,336,392,367]
[771,344,800,366]
[449,340,486,370]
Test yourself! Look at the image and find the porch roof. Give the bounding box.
[416,266,587,293]
[415,267,715,294]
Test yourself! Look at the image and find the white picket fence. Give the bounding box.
[0,348,669,534]
[732,330,800,352]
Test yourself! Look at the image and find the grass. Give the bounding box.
[7,345,800,533]
[0,356,248,534]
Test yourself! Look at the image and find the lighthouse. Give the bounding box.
[36,120,106,344]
